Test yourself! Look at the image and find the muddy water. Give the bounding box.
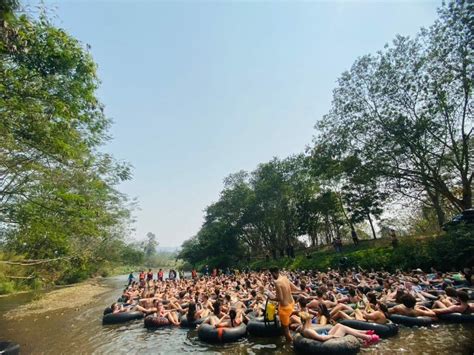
[0,275,473,354]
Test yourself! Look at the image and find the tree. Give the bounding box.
[143,232,158,258]
[315,1,473,226]
[0,4,134,283]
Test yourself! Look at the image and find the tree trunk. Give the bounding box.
[462,177,472,210]
[427,188,445,227]
[367,213,377,240]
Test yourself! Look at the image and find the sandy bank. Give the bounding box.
[3,279,111,320]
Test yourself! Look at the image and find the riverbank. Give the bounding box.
[248,227,474,272]
[3,278,111,320]
[0,261,142,297]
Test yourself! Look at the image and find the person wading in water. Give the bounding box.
[266,267,301,342]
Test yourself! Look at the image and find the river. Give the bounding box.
[0,274,473,354]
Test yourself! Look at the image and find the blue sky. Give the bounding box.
[27,0,440,247]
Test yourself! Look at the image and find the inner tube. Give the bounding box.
[247,317,282,337]
[144,315,171,328]
[438,312,474,323]
[293,331,360,355]
[246,311,260,320]
[339,319,398,338]
[102,311,144,325]
[419,300,433,308]
[197,323,247,343]
[180,315,205,328]
[389,314,434,327]
[0,341,20,355]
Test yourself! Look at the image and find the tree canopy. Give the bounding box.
[179,0,473,269]
[0,3,142,285]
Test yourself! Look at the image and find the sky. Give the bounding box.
[26,0,440,247]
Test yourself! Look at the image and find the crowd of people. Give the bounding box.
[110,265,473,348]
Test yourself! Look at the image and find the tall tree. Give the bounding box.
[315,0,473,226]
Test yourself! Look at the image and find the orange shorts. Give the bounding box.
[278,302,295,327]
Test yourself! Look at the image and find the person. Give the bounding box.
[186,302,204,323]
[333,237,343,253]
[389,293,436,318]
[157,268,164,282]
[147,268,153,283]
[298,312,380,346]
[204,265,209,276]
[432,290,473,315]
[169,269,176,280]
[127,272,135,286]
[216,308,243,328]
[153,301,180,325]
[351,227,359,246]
[191,268,197,279]
[390,229,398,248]
[335,301,389,324]
[138,270,145,287]
[267,267,300,342]
[199,300,226,327]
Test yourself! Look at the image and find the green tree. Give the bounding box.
[0,3,134,284]
[143,232,158,259]
[315,0,473,226]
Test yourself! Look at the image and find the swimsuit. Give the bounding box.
[278,302,295,327]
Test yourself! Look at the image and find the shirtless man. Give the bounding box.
[432,290,473,315]
[267,267,300,342]
[389,293,436,318]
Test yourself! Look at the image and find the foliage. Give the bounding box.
[315,0,473,227]
[178,1,473,269]
[0,3,142,289]
[250,227,474,273]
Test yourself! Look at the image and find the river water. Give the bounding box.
[0,275,473,354]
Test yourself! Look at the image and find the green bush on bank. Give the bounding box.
[249,227,474,272]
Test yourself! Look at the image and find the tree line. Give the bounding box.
[0,1,145,289]
[178,0,473,269]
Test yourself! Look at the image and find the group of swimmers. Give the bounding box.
[110,266,473,348]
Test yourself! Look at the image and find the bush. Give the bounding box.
[249,228,474,272]
[0,280,16,295]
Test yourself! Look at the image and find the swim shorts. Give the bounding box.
[278,302,295,327]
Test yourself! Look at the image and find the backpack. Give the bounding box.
[264,297,278,326]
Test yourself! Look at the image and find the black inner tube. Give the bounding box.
[339,319,398,338]
[438,312,474,323]
[293,330,360,355]
[197,323,247,343]
[144,315,171,328]
[247,317,282,337]
[389,314,433,327]
[102,311,144,325]
[0,341,20,355]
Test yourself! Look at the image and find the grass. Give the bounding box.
[248,229,473,272]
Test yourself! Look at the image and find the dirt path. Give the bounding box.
[3,279,111,320]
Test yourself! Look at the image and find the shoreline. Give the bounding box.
[2,278,112,320]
